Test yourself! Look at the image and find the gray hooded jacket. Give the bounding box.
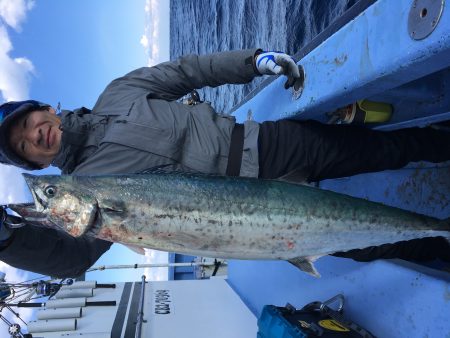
[54,48,261,176]
[0,49,262,279]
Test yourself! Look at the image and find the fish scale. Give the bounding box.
[9,172,450,277]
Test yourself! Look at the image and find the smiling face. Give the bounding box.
[8,107,62,168]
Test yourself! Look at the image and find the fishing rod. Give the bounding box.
[86,259,226,272]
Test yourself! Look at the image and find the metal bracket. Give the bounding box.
[408,0,445,40]
[292,65,306,100]
[320,294,345,313]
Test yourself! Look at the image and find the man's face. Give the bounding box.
[9,107,62,168]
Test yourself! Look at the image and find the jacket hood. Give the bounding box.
[52,108,100,174]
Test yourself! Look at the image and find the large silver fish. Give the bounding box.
[10,173,450,277]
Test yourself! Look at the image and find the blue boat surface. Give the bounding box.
[228,0,450,337]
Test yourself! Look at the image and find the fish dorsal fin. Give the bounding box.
[141,166,314,185]
[277,168,309,183]
[141,166,316,186]
[276,169,319,187]
[140,166,231,180]
[288,256,322,277]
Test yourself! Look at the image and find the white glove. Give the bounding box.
[255,51,300,83]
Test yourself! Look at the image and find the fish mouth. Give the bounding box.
[7,202,58,229]
[7,202,47,222]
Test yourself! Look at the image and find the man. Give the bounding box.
[0,209,111,277]
[0,49,449,277]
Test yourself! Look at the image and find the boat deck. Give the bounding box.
[228,167,450,338]
[227,0,450,336]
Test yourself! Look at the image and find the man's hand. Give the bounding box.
[255,51,301,89]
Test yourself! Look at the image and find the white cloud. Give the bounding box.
[0,0,35,101]
[143,249,168,281]
[140,34,149,49]
[0,0,35,31]
[141,0,170,66]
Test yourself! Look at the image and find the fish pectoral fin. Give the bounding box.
[288,256,322,278]
[100,199,126,213]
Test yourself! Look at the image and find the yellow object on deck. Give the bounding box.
[338,99,393,124]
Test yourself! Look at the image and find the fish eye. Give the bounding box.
[44,185,57,197]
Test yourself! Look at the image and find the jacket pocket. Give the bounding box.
[101,120,179,158]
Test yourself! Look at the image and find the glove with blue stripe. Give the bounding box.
[255,51,301,89]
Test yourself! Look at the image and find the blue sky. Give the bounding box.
[5,0,169,108]
[0,0,170,323]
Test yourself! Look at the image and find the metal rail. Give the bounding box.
[134,275,146,338]
[87,261,225,272]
